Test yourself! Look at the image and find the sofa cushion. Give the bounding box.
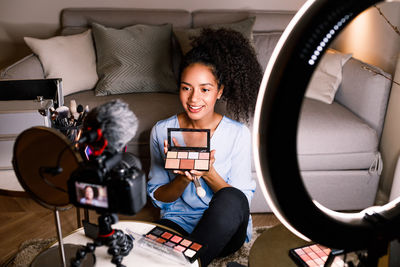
[335,58,392,139]
[297,98,378,171]
[0,54,45,80]
[92,22,178,96]
[249,169,380,212]
[305,49,352,104]
[173,17,256,54]
[23,30,98,96]
[253,32,282,72]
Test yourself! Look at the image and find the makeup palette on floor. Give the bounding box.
[165,128,210,171]
[145,226,206,263]
[289,243,345,267]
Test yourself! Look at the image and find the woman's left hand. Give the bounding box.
[189,149,216,179]
[190,149,231,192]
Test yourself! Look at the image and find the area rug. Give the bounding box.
[5,237,57,267]
[6,226,270,267]
[209,226,270,267]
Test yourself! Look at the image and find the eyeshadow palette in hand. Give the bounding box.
[145,226,207,263]
[165,128,210,171]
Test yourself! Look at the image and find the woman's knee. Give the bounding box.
[208,187,250,220]
[213,187,249,210]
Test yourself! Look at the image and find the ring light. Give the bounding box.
[253,0,400,255]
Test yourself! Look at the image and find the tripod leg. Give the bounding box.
[54,209,67,267]
[76,207,81,228]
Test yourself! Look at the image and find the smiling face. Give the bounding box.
[84,186,94,200]
[179,63,223,123]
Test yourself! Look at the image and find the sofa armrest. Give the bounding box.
[0,54,45,80]
[335,58,392,139]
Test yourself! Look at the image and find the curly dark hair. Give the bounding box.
[180,28,263,123]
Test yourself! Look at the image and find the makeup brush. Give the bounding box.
[74,104,84,126]
[55,106,70,126]
[70,99,79,120]
[76,104,84,115]
[56,106,70,120]
[56,106,70,119]
[193,176,206,198]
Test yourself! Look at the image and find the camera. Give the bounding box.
[67,151,146,215]
[65,99,146,216]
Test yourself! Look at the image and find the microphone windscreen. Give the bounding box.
[84,100,138,152]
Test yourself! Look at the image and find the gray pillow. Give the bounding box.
[253,32,282,72]
[92,22,177,96]
[173,17,256,55]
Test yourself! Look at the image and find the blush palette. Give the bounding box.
[289,243,345,267]
[145,226,206,263]
[165,128,210,171]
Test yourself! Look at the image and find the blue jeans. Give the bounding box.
[156,187,250,266]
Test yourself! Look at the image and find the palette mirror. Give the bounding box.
[296,1,400,212]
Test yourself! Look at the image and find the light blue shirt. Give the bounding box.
[147,115,256,242]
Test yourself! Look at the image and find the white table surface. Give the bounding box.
[59,220,200,267]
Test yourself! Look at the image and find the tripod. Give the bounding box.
[71,213,134,267]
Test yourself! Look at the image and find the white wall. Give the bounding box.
[332,3,400,74]
[0,0,306,69]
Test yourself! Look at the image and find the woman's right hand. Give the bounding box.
[163,137,179,154]
[164,139,194,181]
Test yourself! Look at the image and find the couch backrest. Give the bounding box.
[61,8,192,33]
[336,58,392,139]
[191,10,295,73]
[191,10,294,32]
[60,8,295,74]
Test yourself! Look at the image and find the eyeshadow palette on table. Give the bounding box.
[142,226,207,264]
[289,243,345,267]
[165,128,210,171]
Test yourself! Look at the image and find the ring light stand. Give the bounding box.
[253,0,400,265]
[12,126,94,266]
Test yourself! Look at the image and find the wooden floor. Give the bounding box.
[0,195,279,265]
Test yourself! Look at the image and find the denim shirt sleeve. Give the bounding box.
[147,123,176,209]
[228,125,256,205]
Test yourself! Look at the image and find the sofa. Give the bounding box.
[0,8,392,213]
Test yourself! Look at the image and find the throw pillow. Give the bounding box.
[24,29,98,96]
[92,22,177,96]
[173,17,256,55]
[253,32,282,72]
[305,49,352,104]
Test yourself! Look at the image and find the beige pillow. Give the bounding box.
[173,17,256,55]
[24,29,98,96]
[305,49,352,104]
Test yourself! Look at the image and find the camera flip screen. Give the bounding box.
[75,181,109,208]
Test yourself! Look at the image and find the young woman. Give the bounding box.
[147,28,263,266]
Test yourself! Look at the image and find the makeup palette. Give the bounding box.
[165,128,210,171]
[289,243,345,267]
[145,226,206,263]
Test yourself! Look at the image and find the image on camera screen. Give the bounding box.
[75,181,108,208]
